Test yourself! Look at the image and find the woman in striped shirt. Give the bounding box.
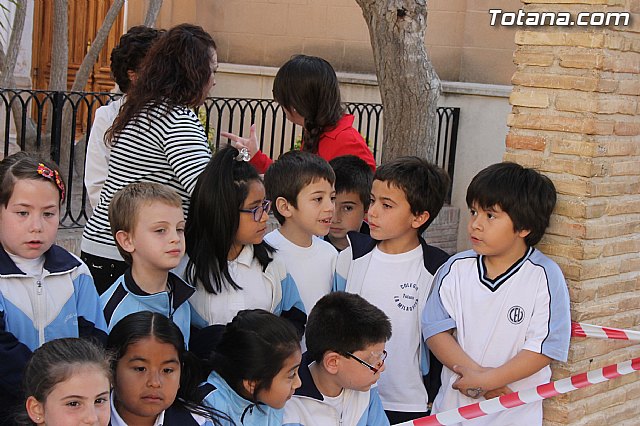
[81,23,217,294]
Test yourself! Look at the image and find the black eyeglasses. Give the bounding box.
[344,350,387,374]
[239,199,271,222]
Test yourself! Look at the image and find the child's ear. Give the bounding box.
[26,396,45,424]
[322,351,341,375]
[411,211,430,230]
[517,229,531,239]
[275,196,293,218]
[115,230,135,254]
[242,378,257,395]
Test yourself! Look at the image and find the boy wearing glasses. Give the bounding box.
[284,292,391,426]
[264,151,338,318]
[334,157,450,424]
[100,182,195,347]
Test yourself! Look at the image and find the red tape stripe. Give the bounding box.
[459,402,486,420]
[537,382,560,399]
[603,327,629,340]
[571,322,586,337]
[500,391,526,408]
[602,364,621,380]
[413,415,444,426]
[570,372,591,388]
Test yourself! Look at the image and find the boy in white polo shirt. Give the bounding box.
[423,162,571,425]
[334,157,451,424]
[264,150,338,318]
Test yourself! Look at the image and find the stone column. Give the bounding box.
[505,0,640,424]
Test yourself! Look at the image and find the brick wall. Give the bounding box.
[506,0,640,424]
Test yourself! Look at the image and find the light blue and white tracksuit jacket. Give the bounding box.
[100,269,195,347]
[283,353,390,426]
[0,245,107,401]
[199,370,284,426]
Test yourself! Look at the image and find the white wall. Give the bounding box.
[213,64,510,252]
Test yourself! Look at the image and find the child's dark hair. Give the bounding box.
[305,292,391,364]
[17,338,111,425]
[329,155,373,210]
[0,152,66,207]
[110,25,164,93]
[109,182,183,265]
[107,311,229,425]
[264,150,335,225]
[272,54,344,154]
[466,162,556,247]
[374,157,450,233]
[107,23,216,144]
[185,145,274,294]
[210,309,300,403]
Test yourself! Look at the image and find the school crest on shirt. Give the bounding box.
[394,282,419,312]
[507,305,525,324]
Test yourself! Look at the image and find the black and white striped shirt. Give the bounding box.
[81,103,211,260]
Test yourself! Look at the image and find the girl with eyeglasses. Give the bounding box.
[176,146,306,360]
[200,309,302,425]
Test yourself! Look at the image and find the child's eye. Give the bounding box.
[383,203,392,209]
[133,366,146,372]
[177,228,185,234]
[487,213,495,219]
[163,368,175,374]
[469,209,477,216]
[43,211,56,218]
[66,400,81,407]
[342,206,354,212]
[155,228,166,233]
[16,211,28,217]
[95,397,108,405]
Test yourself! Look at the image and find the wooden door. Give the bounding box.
[31,0,124,93]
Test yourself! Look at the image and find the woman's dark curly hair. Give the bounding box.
[110,25,164,93]
[106,23,216,145]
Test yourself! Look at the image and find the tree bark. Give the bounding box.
[144,0,163,27]
[0,0,37,152]
[49,0,68,92]
[355,0,440,163]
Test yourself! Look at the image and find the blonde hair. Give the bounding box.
[109,182,182,264]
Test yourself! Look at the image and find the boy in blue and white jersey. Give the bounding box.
[284,292,391,426]
[423,162,571,426]
[101,182,195,347]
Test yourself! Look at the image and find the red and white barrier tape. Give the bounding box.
[571,321,640,342]
[397,357,640,426]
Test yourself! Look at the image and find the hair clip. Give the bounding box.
[235,147,251,162]
[37,163,65,201]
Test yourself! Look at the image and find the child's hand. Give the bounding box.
[483,385,513,400]
[451,364,493,399]
[221,124,259,158]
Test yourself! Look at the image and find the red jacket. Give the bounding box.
[250,114,376,173]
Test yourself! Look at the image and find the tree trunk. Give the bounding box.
[0,0,37,153]
[144,0,163,27]
[355,0,440,163]
[49,0,68,92]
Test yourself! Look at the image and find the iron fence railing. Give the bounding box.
[0,88,460,228]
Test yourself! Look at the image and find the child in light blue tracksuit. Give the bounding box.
[177,146,306,359]
[199,309,303,425]
[0,153,107,422]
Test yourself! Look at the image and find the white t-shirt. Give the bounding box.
[264,229,337,314]
[359,245,428,412]
[423,248,571,426]
[184,244,273,326]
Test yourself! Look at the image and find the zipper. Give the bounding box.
[35,280,45,345]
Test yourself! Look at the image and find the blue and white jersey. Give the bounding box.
[422,247,571,425]
[283,353,390,426]
[199,370,284,426]
[101,269,195,347]
[0,245,107,399]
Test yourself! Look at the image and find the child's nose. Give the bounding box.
[29,216,44,232]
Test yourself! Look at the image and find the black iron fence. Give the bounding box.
[0,88,459,228]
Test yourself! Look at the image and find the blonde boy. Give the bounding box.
[100,182,195,346]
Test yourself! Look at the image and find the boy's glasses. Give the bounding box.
[344,350,387,374]
[239,199,272,222]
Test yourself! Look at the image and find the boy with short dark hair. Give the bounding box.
[334,156,451,424]
[423,162,570,425]
[100,182,195,347]
[264,150,338,316]
[283,292,391,426]
[325,155,373,252]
